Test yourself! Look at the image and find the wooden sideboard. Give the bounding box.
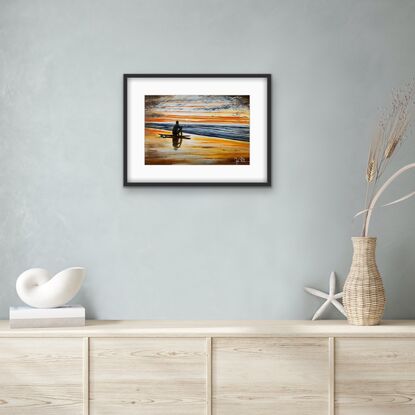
[1,320,415,414]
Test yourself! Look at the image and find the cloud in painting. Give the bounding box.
[145,95,250,125]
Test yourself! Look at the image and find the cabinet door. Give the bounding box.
[336,338,415,415]
[0,338,83,415]
[90,338,207,415]
[213,338,328,415]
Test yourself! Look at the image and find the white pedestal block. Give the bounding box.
[9,305,85,328]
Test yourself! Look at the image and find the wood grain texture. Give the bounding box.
[0,337,83,415]
[336,338,415,415]
[83,337,89,415]
[3,322,415,415]
[206,337,212,415]
[328,337,335,415]
[89,338,207,415]
[212,337,328,415]
[3,320,415,337]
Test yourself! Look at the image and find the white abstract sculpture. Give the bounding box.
[304,271,346,320]
[16,267,86,308]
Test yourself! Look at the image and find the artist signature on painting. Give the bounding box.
[234,156,248,165]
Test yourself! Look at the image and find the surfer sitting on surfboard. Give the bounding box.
[172,120,183,137]
[158,122,190,148]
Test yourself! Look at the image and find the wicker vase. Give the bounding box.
[343,237,385,326]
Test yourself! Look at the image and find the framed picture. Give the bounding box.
[124,74,271,186]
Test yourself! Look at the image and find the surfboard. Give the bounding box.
[159,134,191,140]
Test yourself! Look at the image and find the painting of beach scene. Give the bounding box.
[144,95,250,165]
[124,74,270,185]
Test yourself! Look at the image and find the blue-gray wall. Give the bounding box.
[1,0,415,320]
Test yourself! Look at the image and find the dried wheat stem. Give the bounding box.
[363,163,415,236]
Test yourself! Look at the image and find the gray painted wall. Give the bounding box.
[1,0,415,320]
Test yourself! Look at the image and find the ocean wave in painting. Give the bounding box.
[145,122,250,142]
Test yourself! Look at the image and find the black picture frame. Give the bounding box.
[123,74,271,186]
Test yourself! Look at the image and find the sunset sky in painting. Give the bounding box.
[145,95,250,125]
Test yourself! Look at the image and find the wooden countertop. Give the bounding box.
[2,320,415,337]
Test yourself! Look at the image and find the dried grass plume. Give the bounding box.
[361,80,415,236]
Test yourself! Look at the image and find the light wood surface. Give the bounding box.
[328,337,335,415]
[83,337,89,415]
[0,337,83,414]
[335,338,415,415]
[212,337,329,414]
[3,320,415,337]
[89,338,207,414]
[2,321,415,414]
[206,337,212,415]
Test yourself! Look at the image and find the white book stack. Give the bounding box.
[9,305,85,328]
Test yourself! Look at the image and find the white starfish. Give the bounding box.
[304,271,346,320]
